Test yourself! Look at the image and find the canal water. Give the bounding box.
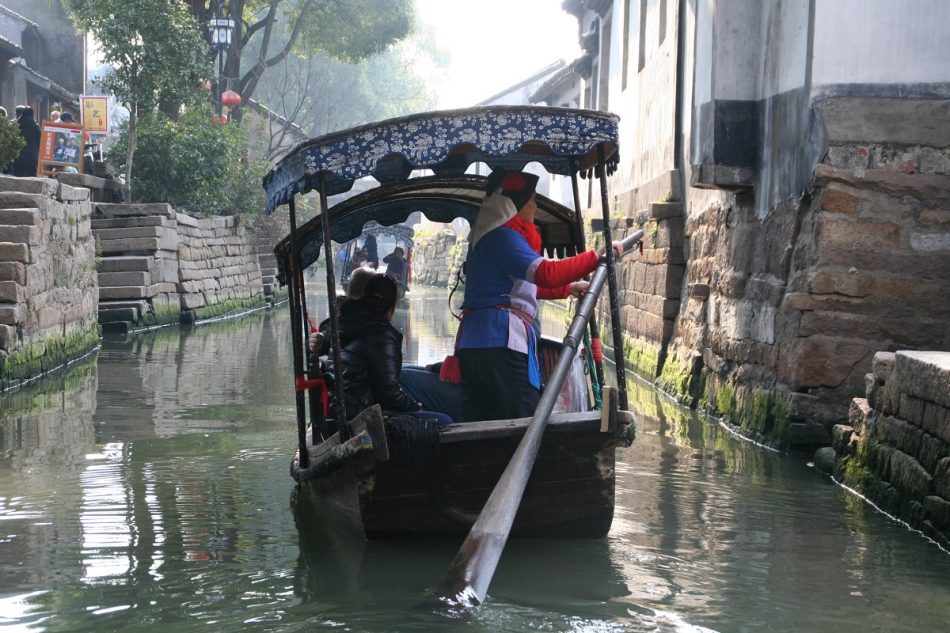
[1,286,949,632]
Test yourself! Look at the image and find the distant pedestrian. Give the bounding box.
[60,112,75,124]
[10,106,40,177]
[50,109,61,123]
[0,106,7,119]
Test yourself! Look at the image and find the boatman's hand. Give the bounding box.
[597,240,624,259]
[568,280,590,298]
[307,331,324,353]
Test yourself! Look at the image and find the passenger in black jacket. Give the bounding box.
[320,274,452,425]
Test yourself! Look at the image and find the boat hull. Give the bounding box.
[293,411,624,539]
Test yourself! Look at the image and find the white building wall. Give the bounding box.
[812,0,950,89]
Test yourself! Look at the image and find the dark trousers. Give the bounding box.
[457,347,540,422]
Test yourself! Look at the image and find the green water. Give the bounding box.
[1,287,949,632]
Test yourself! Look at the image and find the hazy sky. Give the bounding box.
[414,0,581,108]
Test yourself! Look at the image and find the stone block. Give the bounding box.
[0,225,40,245]
[94,202,175,218]
[0,242,29,263]
[648,201,682,220]
[0,208,39,226]
[918,433,950,474]
[0,303,21,325]
[820,187,859,214]
[92,216,170,229]
[871,352,896,384]
[98,256,151,273]
[56,183,90,201]
[875,415,924,460]
[94,226,163,240]
[653,218,685,249]
[99,237,161,254]
[0,262,26,284]
[847,398,873,434]
[0,322,15,350]
[935,458,950,500]
[785,335,874,389]
[910,232,950,252]
[0,280,25,303]
[99,285,147,300]
[0,175,58,196]
[98,271,150,287]
[832,424,854,453]
[888,449,932,499]
[920,401,950,444]
[898,393,927,428]
[99,307,139,323]
[817,217,901,249]
[895,351,950,410]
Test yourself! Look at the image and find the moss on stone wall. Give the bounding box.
[190,295,265,322]
[655,354,701,406]
[701,374,792,448]
[0,323,101,386]
[620,335,662,380]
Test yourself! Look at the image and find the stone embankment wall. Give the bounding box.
[599,99,950,451]
[0,176,99,389]
[410,230,462,287]
[93,203,265,328]
[825,351,950,548]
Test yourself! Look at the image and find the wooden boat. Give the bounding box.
[339,220,414,299]
[266,106,639,543]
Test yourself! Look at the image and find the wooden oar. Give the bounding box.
[431,229,644,608]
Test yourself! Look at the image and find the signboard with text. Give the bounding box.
[37,121,84,177]
[80,95,109,133]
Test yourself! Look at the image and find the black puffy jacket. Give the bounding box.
[323,303,419,418]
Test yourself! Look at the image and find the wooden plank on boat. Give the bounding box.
[439,411,602,443]
[600,386,618,433]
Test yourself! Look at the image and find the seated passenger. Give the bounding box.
[319,274,451,425]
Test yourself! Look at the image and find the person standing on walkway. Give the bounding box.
[10,106,40,177]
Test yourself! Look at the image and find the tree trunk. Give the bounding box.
[124,106,137,201]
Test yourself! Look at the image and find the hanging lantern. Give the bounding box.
[221,90,242,107]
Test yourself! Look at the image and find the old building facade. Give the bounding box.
[538,0,950,447]
[0,1,84,118]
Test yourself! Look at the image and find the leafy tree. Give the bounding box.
[252,19,445,159]
[184,0,414,120]
[107,106,267,219]
[0,117,25,168]
[65,0,211,198]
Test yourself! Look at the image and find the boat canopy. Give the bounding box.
[273,175,582,283]
[262,105,620,214]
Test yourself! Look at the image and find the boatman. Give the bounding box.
[455,170,622,422]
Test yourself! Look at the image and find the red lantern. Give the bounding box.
[220,90,241,107]
[212,114,220,125]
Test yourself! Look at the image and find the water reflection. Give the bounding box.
[0,294,948,632]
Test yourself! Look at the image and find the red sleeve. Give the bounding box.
[537,284,570,300]
[534,250,598,288]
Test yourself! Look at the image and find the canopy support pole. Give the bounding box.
[319,174,350,436]
[569,169,606,407]
[596,147,629,411]
[287,197,309,469]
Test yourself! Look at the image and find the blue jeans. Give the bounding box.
[400,366,462,422]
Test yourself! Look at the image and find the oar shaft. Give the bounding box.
[434,229,643,607]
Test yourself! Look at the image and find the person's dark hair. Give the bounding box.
[485,168,539,210]
[60,111,75,123]
[359,274,398,315]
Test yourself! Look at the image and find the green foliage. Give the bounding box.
[66,0,210,113]
[296,0,414,63]
[659,192,674,202]
[107,107,267,218]
[0,116,25,166]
